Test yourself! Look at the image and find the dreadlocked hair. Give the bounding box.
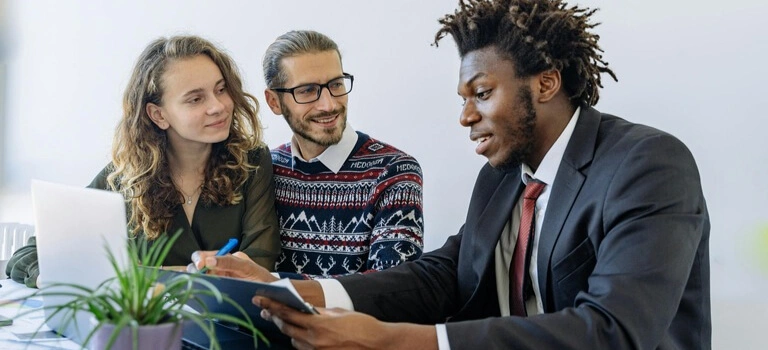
[434,0,617,106]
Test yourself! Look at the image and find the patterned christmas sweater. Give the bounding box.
[271,131,424,279]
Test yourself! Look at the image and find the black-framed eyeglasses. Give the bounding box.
[271,73,354,104]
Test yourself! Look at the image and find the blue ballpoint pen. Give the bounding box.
[198,238,239,274]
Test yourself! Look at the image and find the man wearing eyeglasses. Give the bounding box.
[261,30,424,279]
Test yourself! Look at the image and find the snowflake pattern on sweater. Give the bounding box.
[271,131,424,279]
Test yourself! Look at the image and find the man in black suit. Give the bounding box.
[197,0,711,348]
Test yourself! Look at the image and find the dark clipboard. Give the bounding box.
[251,280,319,315]
[152,269,318,318]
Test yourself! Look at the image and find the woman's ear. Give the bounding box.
[146,103,169,130]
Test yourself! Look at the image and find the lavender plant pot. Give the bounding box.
[89,317,182,350]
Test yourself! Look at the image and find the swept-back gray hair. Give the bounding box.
[262,30,341,89]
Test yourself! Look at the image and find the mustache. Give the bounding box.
[307,105,346,119]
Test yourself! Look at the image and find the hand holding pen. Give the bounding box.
[194,238,239,274]
[189,243,278,283]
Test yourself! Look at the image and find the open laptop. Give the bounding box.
[32,179,128,344]
[32,180,291,349]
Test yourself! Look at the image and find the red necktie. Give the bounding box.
[510,180,546,316]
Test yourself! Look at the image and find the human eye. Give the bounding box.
[329,79,345,90]
[216,84,227,94]
[186,96,203,104]
[296,84,319,96]
[476,89,492,100]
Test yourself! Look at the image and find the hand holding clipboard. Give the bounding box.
[254,279,320,314]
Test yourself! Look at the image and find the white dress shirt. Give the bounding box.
[290,124,359,174]
[494,107,580,317]
[321,108,581,349]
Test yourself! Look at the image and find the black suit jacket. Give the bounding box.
[338,107,711,349]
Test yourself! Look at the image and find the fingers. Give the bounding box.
[191,250,201,267]
[255,297,316,326]
[191,251,248,273]
[270,315,313,350]
[256,297,350,350]
[291,338,314,350]
[280,320,311,347]
[260,308,273,321]
[191,250,218,270]
[257,300,313,346]
[185,263,198,273]
[192,250,276,281]
[232,251,249,260]
[271,315,286,331]
[206,254,266,281]
[202,255,225,273]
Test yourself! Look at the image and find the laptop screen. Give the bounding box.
[32,180,128,344]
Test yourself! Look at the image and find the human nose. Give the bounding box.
[313,87,338,112]
[207,93,228,115]
[459,100,480,127]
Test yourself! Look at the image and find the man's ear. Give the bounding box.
[535,69,562,103]
[264,90,283,115]
[146,103,169,130]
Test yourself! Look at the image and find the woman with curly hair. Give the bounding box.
[7,35,280,286]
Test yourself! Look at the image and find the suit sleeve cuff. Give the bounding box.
[436,324,451,350]
[316,278,355,310]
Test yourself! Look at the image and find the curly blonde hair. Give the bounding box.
[107,35,264,239]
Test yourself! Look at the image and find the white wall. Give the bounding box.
[1,1,767,347]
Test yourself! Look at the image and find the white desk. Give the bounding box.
[0,278,81,349]
[1,277,291,349]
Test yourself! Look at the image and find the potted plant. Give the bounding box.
[21,231,267,350]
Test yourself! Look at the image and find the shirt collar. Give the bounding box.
[290,124,358,174]
[521,106,581,185]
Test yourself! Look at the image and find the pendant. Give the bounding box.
[186,196,192,205]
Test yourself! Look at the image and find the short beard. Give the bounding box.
[280,98,346,147]
[495,86,536,171]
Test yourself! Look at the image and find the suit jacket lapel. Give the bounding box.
[461,168,523,311]
[537,106,600,312]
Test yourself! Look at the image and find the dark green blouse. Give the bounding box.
[5,146,280,287]
[88,146,281,267]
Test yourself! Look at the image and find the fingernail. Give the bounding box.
[186,263,199,273]
[261,309,271,320]
[191,251,200,264]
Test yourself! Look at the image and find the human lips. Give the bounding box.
[206,117,229,128]
[313,114,337,124]
[470,132,493,155]
[308,112,340,127]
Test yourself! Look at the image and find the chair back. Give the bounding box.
[0,222,35,261]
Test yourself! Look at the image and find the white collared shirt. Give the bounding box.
[290,124,358,174]
[321,108,582,350]
[493,106,580,317]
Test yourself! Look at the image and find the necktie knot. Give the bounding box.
[523,180,546,200]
